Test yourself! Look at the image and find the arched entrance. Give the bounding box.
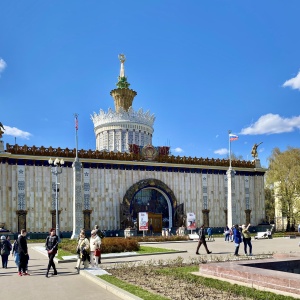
[120,179,178,231]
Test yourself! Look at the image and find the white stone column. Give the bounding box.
[71,158,83,239]
[227,167,235,228]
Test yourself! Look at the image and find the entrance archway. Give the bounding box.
[120,179,178,230]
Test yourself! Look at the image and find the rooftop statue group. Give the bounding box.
[251,142,263,159]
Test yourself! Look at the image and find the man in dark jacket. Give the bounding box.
[196,224,212,255]
[45,228,59,277]
[18,229,29,276]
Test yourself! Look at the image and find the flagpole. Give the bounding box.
[228,130,232,168]
[74,113,79,160]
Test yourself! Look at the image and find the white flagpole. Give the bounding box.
[74,113,79,160]
[228,130,232,168]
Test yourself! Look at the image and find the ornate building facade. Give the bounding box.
[0,55,266,234]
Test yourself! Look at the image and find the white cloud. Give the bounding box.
[283,71,300,90]
[240,113,300,135]
[172,147,184,153]
[0,58,7,75]
[3,125,32,140]
[215,134,219,138]
[214,148,228,155]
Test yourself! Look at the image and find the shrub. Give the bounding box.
[59,237,139,254]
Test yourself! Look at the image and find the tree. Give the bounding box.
[266,147,300,231]
[264,186,275,223]
[228,153,244,161]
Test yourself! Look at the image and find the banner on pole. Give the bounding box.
[186,212,196,230]
[138,212,148,231]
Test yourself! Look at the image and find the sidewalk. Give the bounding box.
[1,237,299,300]
[0,243,141,300]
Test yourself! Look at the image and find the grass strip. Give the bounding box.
[156,266,296,300]
[56,245,176,260]
[100,274,170,300]
[137,245,177,254]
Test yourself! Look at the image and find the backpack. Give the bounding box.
[1,241,9,255]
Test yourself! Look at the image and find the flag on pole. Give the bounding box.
[229,134,238,141]
[75,115,78,130]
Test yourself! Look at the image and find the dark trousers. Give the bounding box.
[1,254,9,268]
[234,244,240,255]
[18,252,28,273]
[243,238,252,254]
[196,239,209,254]
[47,252,57,272]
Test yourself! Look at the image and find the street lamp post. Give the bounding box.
[49,158,64,241]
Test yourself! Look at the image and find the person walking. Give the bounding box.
[224,226,230,242]
[233,224,242,256]
[1,235,11,268]
[75,230,90,273]
[196,224,212,255]
[89,229,101,268]
[93,225,104,265]
[18,229,29,276]
[242,224,253,256]
[45,228,59,277]
[207,227,214,241]
[12,235,20,270]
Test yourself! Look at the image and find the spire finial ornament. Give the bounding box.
[116,54,130,89]
[118,54,126,77]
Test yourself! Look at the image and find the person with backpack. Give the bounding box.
[1,235,12,268]
[45,228,59,277]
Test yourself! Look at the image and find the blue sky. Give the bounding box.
[1,1,300,168]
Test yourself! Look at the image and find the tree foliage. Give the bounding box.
[264,186,275,223]
[266,147,300,230]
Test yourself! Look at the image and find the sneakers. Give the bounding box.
[195,252,200,255]
[18,272,22,276]
[207,251,212,254]
[23,272,30,276]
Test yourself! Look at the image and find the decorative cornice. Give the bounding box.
[4,143,258,169]
[91,107,155,129]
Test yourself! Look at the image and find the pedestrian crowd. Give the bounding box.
[1,223,256,276]
[195,223,253,256]
[0,224,104,277]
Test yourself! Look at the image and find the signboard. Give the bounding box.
[186,212,196,230]
[138,212,148,231]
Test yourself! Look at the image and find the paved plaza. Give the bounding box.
[0,237,299,300]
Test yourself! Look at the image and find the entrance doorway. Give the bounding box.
[132,188,171,232]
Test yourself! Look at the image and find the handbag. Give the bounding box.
[95,248,101,257]
[1,249,5,255]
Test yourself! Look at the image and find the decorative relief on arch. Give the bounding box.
[121,179,178,229]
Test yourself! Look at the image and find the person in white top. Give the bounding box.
[89,230,101,268]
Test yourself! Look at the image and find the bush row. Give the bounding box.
[59,237,140,254]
